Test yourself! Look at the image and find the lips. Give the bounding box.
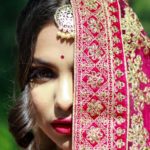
[51,117,72,135]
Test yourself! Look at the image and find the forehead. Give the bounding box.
[34,23,74,68]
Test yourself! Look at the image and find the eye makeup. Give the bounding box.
[29,67,58,84]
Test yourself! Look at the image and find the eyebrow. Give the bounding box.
[32,58,57,69]
[32,58,74,71]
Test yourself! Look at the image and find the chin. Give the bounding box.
[57,137,72,150]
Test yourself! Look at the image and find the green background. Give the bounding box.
[0,0,150,149]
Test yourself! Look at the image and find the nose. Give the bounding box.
[55,74,73,112]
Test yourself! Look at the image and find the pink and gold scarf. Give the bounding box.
[71,0,150,149]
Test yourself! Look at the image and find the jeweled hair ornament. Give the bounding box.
[54,4,75,39]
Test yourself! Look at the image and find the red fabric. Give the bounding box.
[72,0,150,149]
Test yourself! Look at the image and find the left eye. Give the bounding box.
[28,67,57,83]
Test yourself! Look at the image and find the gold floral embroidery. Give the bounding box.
[88,43,102,59]
[116,81,125,89]
[117,92,126,102]
[144,87,150,104]
[110,5,118,12]
[122,8,150,58]
[114,58,123,66]
[114,35,120,43]
[85,0,99,10]
[73,0,149,149]
[121,6,150,149]
[116,139,125,148]
[115,69,124,78]
[116,127,125,136]
[87,126,103,144]
[88,17,101,34]
[128,114,149,150]
[87,71,104,88]
[112,26,119,33]
[111,15,118,22]
[116,104,126,114]
[116,116,126,125]
[114,47,122,54]
[87,99,104,117]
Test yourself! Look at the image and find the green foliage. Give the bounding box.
[0,0,27,149]
[0,123,18,150]
[130,0,150,36]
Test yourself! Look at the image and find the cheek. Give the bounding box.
[30,84,54,123]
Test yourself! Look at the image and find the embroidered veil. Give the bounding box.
[71,0,150,149]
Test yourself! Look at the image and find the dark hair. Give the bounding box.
[8,0,70,149]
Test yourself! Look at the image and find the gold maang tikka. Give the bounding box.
[54,4,75,39]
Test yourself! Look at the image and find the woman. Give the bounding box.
[8,0,150,149]
[9,0,73,149]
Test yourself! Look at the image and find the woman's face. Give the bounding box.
[30,23,73,150]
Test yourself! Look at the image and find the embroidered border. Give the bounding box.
[72,0,129,149]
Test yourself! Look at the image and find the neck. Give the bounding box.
[35,128,56,150]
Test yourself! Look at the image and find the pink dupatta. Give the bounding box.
[71,0,150,149]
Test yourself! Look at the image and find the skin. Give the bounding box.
[30,23,74,150]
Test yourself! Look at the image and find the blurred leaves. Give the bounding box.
[0,123,18,150]
[0,0,27,149]
[129,0,150,36]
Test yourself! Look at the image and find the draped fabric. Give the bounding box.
[71,0,150,149]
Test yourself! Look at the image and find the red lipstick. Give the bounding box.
[51,117,72,135]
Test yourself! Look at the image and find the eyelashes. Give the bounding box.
[28,67,58,84]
